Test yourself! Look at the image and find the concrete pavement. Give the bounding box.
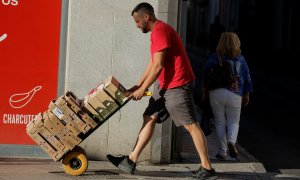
[0,131,277,180]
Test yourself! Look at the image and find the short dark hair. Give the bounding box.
[131,2,154,16]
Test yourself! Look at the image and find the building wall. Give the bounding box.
[0,0,179,163]
[61,0,179,163]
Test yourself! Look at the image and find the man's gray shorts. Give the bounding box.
[143,82,196,127]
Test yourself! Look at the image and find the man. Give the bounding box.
[107,2,217,179]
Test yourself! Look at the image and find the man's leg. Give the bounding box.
[106,114,158,174]
[129,115,158,162]
[184,122,212,170]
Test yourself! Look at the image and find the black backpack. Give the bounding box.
[204,56,235,90]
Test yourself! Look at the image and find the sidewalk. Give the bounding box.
[0,131,273,180]
[175,130,271,180]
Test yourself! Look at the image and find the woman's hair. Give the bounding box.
[216,32,241,58]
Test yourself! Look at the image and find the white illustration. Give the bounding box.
[0,33,8,42]
[9,85,42,109]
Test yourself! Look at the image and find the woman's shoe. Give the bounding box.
[228,142,238,158]
[215,153,226,160]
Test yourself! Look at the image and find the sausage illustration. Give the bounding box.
[9,86,42,109]
[0,33,8,42]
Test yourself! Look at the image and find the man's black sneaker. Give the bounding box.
[228,142,238,158]
[192,166,218,180]
[107,154,136,174]
[215,153,226,161]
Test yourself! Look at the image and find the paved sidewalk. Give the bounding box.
[0,131,275,180]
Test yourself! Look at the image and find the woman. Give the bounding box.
[202,32,253,160]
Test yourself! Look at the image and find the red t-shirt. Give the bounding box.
[151,20,195,89]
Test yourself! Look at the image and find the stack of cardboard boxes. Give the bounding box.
[26,76,128,161]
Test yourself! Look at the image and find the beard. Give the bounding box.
[140,27,149,33]
[140,21,149,33]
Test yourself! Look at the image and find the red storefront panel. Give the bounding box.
[0,0,62,144]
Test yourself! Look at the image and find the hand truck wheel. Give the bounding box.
[62,148,88,176]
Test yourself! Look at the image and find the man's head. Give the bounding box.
[131,2,156,33]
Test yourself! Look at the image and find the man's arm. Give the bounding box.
[137,59,153,86]
[132,49,165,100]
[128,59,152,93]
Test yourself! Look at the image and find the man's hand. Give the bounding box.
[123,85,139,97]
[131,88,146,101]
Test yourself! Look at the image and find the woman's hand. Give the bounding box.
[242,93,250,107]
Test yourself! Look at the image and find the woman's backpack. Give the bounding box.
[204,56,235,90]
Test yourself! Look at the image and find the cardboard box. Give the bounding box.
[50,100,89,135]
[45,111,65,134]
[59,130,82,150]
[48,106,81,137]
[69,112,91,133]
[26,112,44,134]
[55,126,70,140]
[87,93,111,119]
[29,132,60,161]
[82,102,104,123]
[49,101,64,120]
[38,126,67,153]
[54,96,67,106]
[44,112,60,136]
[100,75,128,105]
[66,91,81,105]
[79,112,97,128]
[33,113,44,128]
[64,92,81,114]
[65,118,82,136]
[56,102,88,133]
[94,89,119,113]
